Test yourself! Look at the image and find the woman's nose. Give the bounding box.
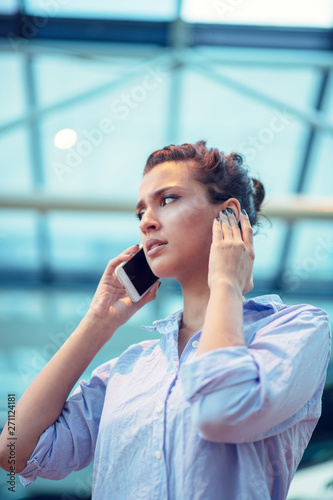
[139,209,161,233]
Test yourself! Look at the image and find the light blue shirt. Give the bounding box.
[19,294,331,499]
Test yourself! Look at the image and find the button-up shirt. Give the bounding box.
[18,294,331,499]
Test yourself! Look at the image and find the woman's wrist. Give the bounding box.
[196,280,245,356]
[79,312,118,347]
[209,278,243,298]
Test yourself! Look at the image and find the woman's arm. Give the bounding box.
[195,208,253,356]
[180,306,331,443]
[182,209,331,443]
[0,316,111,473]
[0,245,159,473]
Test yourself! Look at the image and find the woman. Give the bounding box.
[0,141,331,499]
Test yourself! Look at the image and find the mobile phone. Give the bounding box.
[115,244,159,302]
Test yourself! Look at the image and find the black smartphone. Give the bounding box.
[115,244,159,302]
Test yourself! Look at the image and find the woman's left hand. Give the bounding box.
[208,208,255,296]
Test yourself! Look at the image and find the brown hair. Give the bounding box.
[144,140,265,233]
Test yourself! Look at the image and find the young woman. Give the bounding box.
[0,141,331,499]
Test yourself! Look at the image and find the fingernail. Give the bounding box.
[216,216,220,222]
[222,210,227,216]
[241,209,247,215]
[227,207,233,214]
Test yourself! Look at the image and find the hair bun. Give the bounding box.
[251,177,265,212]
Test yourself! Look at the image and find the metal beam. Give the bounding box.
[23,51,54,283]
[1,43,333,137]
[295,70,331,193]
[180,48,333,134]
[166,0,187,144]
[272,69,332,290]
[193,46,333,69]
[191,23,333,51]
[1,14,332,51]
[0,15,170,45]
[0,49,174,137]
[1,39,333,69]
[24,54,44,186]
[0,193,333,220]
[0,38,163,66]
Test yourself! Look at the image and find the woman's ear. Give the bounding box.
[220,198,241,222]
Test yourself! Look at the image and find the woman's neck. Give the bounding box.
[179,273,211,339]
[178,272,245,342]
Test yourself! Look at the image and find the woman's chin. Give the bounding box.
[149,262,177,281]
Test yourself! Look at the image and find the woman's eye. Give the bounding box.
[136,195,180,221]
[136,211,145,221]
[162,195,180,206]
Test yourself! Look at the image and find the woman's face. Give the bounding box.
[136,161,221,282]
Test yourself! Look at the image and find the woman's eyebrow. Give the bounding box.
[135,185,185,213]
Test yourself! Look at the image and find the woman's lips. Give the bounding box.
[147,243,167,257]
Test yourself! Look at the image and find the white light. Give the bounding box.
[54,129,78,149]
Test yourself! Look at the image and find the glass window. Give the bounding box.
[252,218,288,280]
[36,54,171,199]
[0,211,39,271]
[48,213,141,273]
[0,128,32,191]
[303,77,333,196]
[282,220,333,291]
[182,0,333,28]
[176,66,315,194]
[304,134,333,196]
[0,53,26,127]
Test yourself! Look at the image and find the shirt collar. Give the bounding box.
[141,309,183,335]
[243,293,283,312]
[141,294,283,335]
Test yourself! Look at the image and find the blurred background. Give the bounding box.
[0,1,333,499]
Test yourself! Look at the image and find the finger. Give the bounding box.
[219,210,233,240]
[102,244,140,280]
[212,217,223,241]
[239,209,254,251]
[225,208,243,242]
[122,244,141,257]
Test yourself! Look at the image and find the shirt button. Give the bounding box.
[192,340,199,348]
[156,404,164,413]
[154,450,162,460]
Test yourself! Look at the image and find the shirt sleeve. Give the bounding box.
[179,306,331,444]
[18,358,117,487]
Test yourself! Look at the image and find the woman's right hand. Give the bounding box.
[84,244,160,337]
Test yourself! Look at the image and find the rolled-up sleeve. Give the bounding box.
[179,307,331,444]
[18,359,116,486]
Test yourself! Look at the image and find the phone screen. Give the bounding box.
[123,248,158,295]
